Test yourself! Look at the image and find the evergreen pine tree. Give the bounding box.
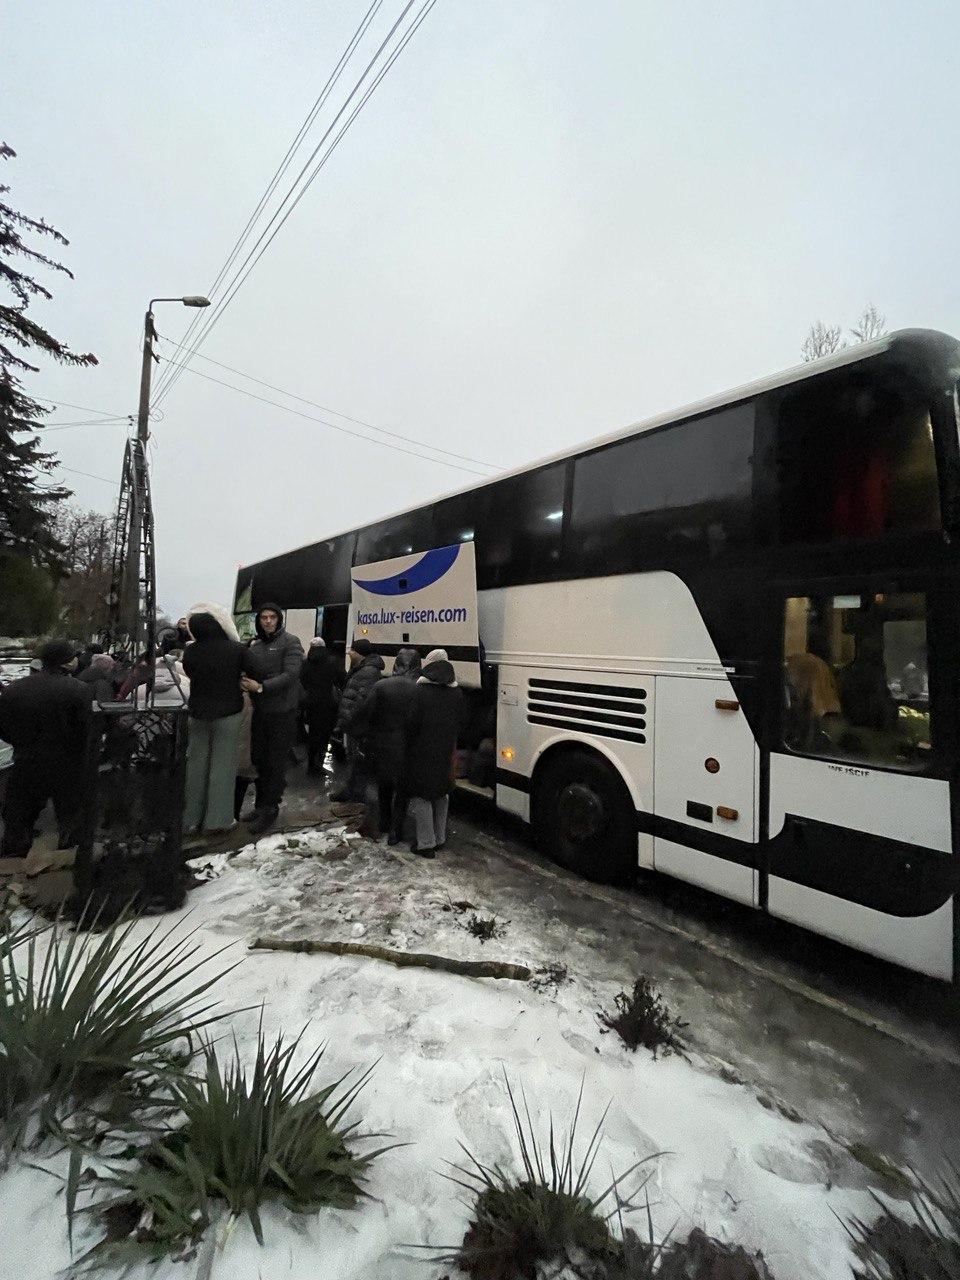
[0,142,97,574]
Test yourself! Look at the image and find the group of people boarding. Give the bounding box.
[0,601,463,860]
[181,602,463,856]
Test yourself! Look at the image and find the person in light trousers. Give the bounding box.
[403,649,463,858]
[181,604,250,837]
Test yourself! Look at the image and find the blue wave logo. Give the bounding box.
[352,544,460,597]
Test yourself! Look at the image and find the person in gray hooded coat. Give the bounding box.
[239,602,304,834]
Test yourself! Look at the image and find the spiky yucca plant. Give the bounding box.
[846,1161,960,1279]
[0,915,230,1157]
[79,1031,392,1266]
[441,1075,662,1280]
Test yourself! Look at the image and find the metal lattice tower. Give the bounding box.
[106,436,156,671]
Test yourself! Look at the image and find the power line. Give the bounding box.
[58,465,119,487]
[33,394,127,418]
[153,0,419,408]
[156,352,490,476]
[150,0,386,406]
[157,334,496,469]
[153,0,433,410]
[44,417,132,431]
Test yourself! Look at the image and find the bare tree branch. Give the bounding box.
[801,320,845,363]
[849,303,887,345]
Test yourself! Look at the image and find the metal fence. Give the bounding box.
[72,703,188,918]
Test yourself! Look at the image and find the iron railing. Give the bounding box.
[72,703,188,919]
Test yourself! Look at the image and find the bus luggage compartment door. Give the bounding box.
[653,676,759,905]
[768,755,954,979]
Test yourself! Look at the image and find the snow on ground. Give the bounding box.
[1,826,881,1279]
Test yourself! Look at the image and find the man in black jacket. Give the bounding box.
[349,647,420,840]
[0,640,93,857]
[239,603,304,834]
[330,638,384,802]
[300,638,338,775]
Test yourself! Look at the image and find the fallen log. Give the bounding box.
[249,935,532,981]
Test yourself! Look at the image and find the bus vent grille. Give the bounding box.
[526,679,647,745]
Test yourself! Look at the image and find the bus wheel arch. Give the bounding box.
[530,741,637,887]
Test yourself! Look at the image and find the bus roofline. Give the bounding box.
[237,327,960,578]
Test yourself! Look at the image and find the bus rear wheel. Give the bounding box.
[533,750,636,887]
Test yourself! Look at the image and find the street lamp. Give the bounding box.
[115,294,211,695]
[137,295,211,444]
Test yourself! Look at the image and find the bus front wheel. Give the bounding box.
[533,750,636,887]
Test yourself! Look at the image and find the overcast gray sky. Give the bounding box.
[6,0,959,615]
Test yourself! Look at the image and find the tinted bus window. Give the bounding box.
[309,534,356,604]
[356,509,433,564]
[476,464,566,589]
[432,490,484,548]
[568,403,755,573]
[774,365,939,543]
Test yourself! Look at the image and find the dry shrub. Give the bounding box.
[465,914,508,944]
[597,977,686,1057]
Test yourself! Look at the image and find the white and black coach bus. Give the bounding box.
[236,329,960,980]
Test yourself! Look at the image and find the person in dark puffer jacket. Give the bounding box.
[403,648,463,858]
[330,638,384,802]
[0,640,93,858]
[300,637,339,775]
[239,603,304,834]
[181,604,247,836]
[350,646,421,841]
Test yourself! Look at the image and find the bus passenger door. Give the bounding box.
[768,589,954,980]
[653,676,759,905]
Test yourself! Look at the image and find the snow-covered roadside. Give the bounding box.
[1,827,880,1279]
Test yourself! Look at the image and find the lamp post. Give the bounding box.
[136,296,210,446]
[113,295,210,698]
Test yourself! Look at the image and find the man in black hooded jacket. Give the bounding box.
[330,638,383,802]
[239,603,304,834]
[0,639,93,857]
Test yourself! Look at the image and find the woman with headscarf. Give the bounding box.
[402,648,463,857]
[75,652,117,704]
[350,647,421,842]
[181,602,248,836]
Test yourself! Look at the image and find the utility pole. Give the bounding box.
[107,295,210,701]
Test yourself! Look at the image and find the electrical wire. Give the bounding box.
[44,417,132,431]
[156,334,496,469]
[149,0,385,406]
[32,394,126,418]
[152,0,419,408]
[156,352,490,476]
[152,0,434,411]
[57,465,119,487]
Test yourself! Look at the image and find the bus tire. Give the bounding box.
[533,750,636,887]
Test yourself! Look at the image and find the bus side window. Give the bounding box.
[783,593,931,769]
[774,366,939,544]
